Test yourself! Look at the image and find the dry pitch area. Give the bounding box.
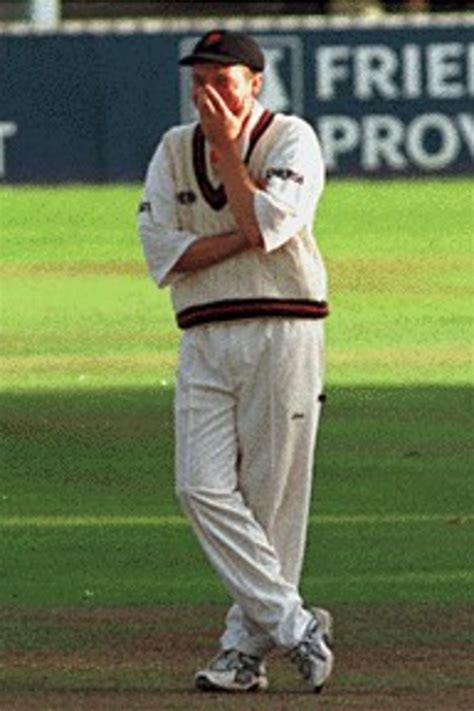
[1,603,472,710]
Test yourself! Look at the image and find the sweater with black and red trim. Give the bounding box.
[139,103,328,329]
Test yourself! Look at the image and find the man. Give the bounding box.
[138,29,333,693]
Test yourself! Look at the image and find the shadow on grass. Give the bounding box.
[0,384,472,608]
[1,382,470,511]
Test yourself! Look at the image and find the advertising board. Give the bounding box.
[0,16,472,182]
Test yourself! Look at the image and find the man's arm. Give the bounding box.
[139,132,252,284]
[197,85,264,249]
[215,145,263,249]
[173,229,250,272]
[197,84,325,256]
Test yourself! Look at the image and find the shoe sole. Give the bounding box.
[195,673,268,693]
[311,652,334,694]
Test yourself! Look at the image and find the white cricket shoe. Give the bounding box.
[291,607,334,693]
[195,649,268,692]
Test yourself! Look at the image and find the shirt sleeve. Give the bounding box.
[137,135,199,288]
[253,117,325,253]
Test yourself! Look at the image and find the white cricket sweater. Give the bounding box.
[139,102,328,329]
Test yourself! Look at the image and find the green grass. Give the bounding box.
[0,181,472,608]
[1,181,472,388]
[0,385,472,606]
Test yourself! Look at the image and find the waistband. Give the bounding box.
[177,298,329,330]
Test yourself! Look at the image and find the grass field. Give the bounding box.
[0,180,473,709]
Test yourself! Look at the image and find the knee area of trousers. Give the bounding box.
[175,482,204,506]
[175,482,223,510]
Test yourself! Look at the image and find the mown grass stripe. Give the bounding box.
[312,570,474,585]
[0,513,471,528]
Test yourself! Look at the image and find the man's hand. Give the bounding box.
[196,85,249,154]
[195,82,264,250]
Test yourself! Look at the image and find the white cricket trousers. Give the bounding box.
[175,318,325,659]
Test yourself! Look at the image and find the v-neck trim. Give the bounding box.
[192,107,275,211]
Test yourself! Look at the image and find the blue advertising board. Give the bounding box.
[0,16,472,182]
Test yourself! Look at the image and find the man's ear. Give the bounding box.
[251,72,263,98]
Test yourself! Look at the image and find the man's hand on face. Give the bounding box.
[196,84,249,153]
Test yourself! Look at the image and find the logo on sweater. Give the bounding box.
[138,201,151,214]
[177,190,197,205]
[179,35,304,123]
[265,168,304,184]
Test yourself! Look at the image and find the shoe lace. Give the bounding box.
[238,653,262,675]
[291,624,329,676]
[234,652,263,684]
[213,649,262,676]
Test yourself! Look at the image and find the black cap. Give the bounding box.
[179,30,265,72]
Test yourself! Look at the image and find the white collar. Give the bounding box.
[238,100,264,156]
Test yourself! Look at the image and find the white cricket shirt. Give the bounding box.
[138,101,328,328]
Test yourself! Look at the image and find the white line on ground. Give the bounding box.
[0,513,471,527]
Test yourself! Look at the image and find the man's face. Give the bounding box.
[191,63,262,118]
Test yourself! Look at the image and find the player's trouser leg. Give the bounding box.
[175,320,324,653]
[219,319,324,657]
